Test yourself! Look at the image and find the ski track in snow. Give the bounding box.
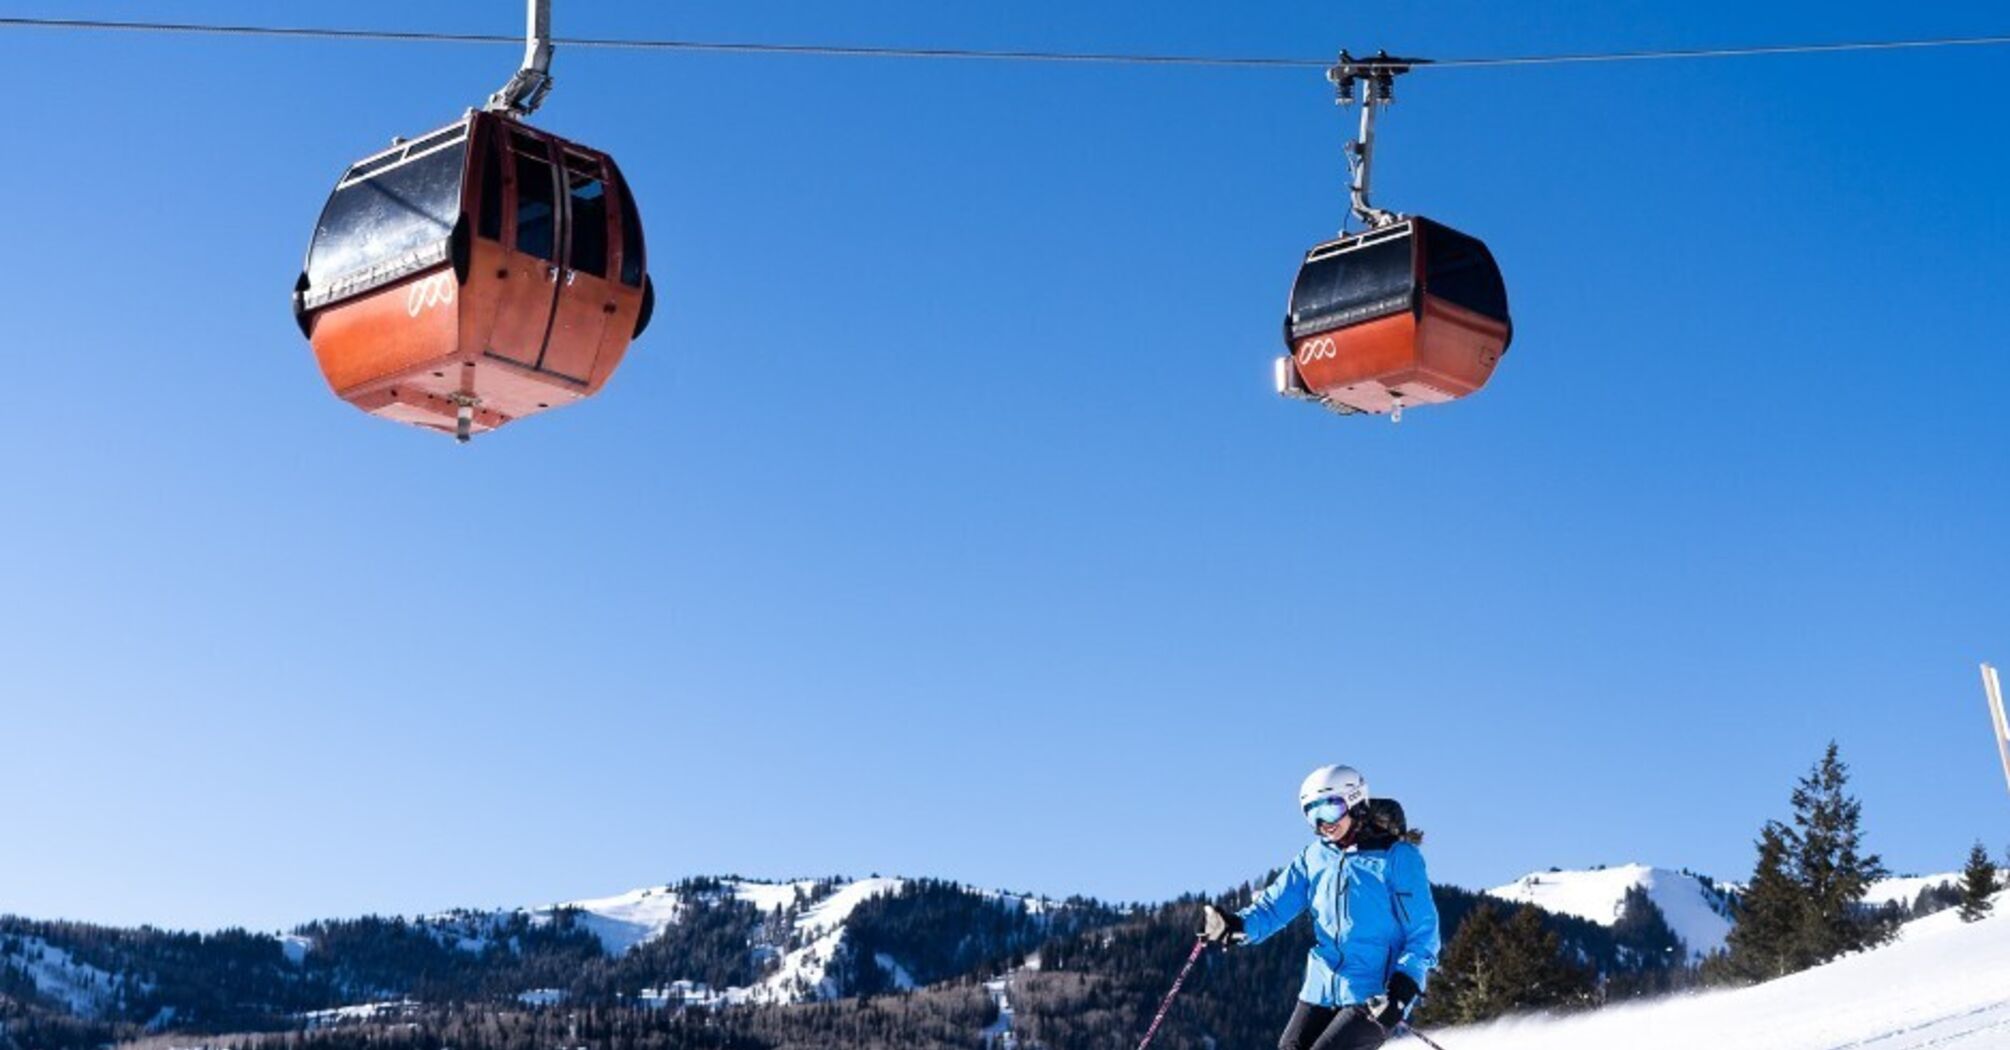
[1432,892,2010,1050]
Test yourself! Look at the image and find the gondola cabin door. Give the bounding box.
[481,125,564,386]
[539,149,644,389]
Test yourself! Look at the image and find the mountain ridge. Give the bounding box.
[0,864,1974,1048]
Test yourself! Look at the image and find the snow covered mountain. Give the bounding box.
[537,876,925,1003]
[2,862,1985,1047]
[455,875,1078,1005]
[1484,864,1965,965]
[1437,890,2010,1050]
[1487,864,1737,960]
[1862,871,1961,910]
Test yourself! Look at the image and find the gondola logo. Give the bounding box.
[406,273,456,317]
[1297,337,1339,364]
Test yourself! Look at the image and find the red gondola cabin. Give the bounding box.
[293,111,654,439]
[1279,217,1509,415]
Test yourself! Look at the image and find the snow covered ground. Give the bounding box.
[300,1000,419,1029]
[1434,891,2010,1050]
[522,876,1048,1006]
[8,937,123,1018]
[1487,864,1736,959]
[1863,872,1960,910]
[744,876,908,1003]
[538,881,815,955]
[980,978,1018,1049]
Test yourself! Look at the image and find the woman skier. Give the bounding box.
[1200,765,1440,1050]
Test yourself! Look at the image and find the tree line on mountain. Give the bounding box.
[834,880,1120,998]
[0,874,1683,1050]
[8,744,2005,1050]
[107,989,1004,1050]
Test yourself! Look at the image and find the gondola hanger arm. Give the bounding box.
[1330,50,1429,230]
[486,0,554,117]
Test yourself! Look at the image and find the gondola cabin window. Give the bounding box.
[1420,221,1508,321]
[477,132,505,242]
[512,136,558,261]
[616,165,645,289]
[565,157,610,279]
[305,131,468,296]
[1289,230,1415,340]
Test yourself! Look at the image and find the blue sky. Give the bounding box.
[1,1,2006,933]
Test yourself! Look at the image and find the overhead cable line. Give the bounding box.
[1,15,2007,71]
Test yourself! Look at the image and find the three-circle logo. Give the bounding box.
[406,273,456,317]
[1296,336,1339,365]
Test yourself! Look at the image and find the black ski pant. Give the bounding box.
[1278,1001,1387,1050]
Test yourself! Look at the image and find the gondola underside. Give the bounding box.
[1289,296,1508,415]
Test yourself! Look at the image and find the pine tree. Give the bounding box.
[1718,743,1892,985]
[1788,741,1890,961]
[1718,820,1804,981]
[1958,841,1997,923]
[1419,903,1594,1025]
[1611,885,1684,965]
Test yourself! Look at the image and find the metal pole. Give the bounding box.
[1402,1026,1454,1050]
[1983,663,2010,799]
[1350,99,1391,229]
[1135,939,1208,1050]
[487,0,555,116]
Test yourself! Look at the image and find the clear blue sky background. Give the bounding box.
[1,1,2006,933]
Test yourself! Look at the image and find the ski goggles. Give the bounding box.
[1303,798,1352,826]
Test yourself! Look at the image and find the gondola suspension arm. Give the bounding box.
[1330,50,1425,231]
[486,0,554,117]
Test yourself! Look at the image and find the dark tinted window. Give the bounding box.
[347,151,405,181]
[1287,229,1415,338]
[477,134,504,241]
[566,169,609,278]
[514,150,556,261]
[307,140,467,288]
[403,126,463,158]
[615,169,645,288]
[1421,221,1509,322]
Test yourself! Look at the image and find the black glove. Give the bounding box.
[1199,904,1245,946]
[1368,972,1421,1029]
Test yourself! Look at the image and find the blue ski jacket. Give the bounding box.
[1236,839,1441,1007]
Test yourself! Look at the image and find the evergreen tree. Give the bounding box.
[1787,742,1890,961]
[1717,742,1891,984]
[1718,821,1803,981]
[1419,903,1595,1025]
[1610,885,1685,968]
[1603,886,1695,997]
[1958,841,1997,923]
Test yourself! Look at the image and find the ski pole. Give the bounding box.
[1400,1024,1452,1050]
[1136,937,1209,1050]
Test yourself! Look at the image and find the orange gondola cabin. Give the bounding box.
[293,110,654,439]
[1278,217,1510,416]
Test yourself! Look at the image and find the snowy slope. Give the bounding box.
[746,877,910,1003]
[1436,891,2010,1050]
[8,937,124,1018]
[537,879,823,956]
[517,876,1049,1005]
[1863,872,1960,910]
[1488,864,1735,960]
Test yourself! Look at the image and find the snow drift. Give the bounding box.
[1434,891,2010,1050]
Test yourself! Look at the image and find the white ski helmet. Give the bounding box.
[1298,765,1369,825]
